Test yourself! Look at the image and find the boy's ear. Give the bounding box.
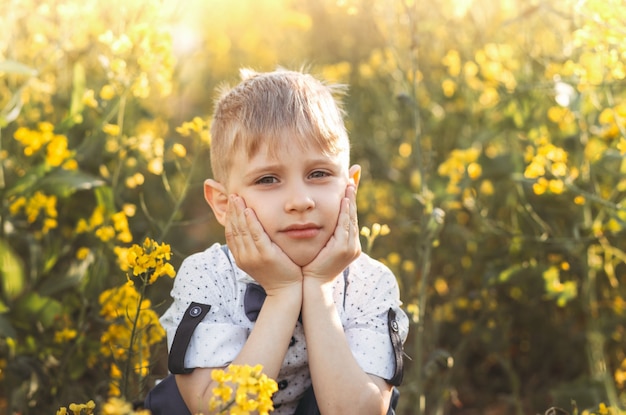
[204,179,228,226]
[349,164,361,189]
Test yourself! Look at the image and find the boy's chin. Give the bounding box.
[283,248,319,267]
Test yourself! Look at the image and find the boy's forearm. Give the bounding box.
[301,278,389,415]
[232,283,303,377]
[179,284,302,414]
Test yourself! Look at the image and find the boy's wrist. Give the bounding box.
[264,280,303,302]
[302,276,336,300]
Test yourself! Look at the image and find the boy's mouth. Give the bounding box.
[281,223,321,239]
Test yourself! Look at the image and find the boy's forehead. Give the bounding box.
[234,139,345,163]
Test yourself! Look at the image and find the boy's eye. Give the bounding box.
[255,176,278,184]
[309,170,330,179]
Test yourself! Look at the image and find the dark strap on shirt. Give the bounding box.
[386,308,404,386]
[168,302,211,374]
[243,283,267,321]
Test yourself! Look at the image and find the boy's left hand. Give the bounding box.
[302,184,361,283]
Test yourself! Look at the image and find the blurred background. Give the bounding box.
[1,0,626,414]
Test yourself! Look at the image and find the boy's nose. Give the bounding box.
[284,186,315,212]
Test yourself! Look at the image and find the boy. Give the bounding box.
[159,68,408,414]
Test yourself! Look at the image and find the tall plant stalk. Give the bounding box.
[399,1,444,413]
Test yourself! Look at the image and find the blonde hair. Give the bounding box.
[209,68,350,182]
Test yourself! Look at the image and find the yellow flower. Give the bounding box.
[172,142,187,158]
[76,247,90,260]
[95,225,115,242]
[176,116,208,137]
[89,206,106,229]
[100,84,116,100]
[533,177,548,195]
[46,134,73,167]
[467,162,482,179]
[121,238,175,283]
[82,89,98,108]
[479,180,494,196]
[14,126,48,156]
[102,123,121,136]
[210,364,277,415]
[54,328,78,344]
[548,179,565,194]
[9,197,26,215]
[441,79,457,97]
[406,303,419,323]
[101,397,132,415]
[9,192,58,234]
[524,161,545,179]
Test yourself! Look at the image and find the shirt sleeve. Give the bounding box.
[159,243,250,370]
[341,254,409,381]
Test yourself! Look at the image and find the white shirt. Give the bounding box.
[160,243,409,414]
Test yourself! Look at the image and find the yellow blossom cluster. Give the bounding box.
[53,327,78,344]
[98,22,175,99]
[99,282,164,352]
[56,397,149,415]
[99,281,165,395]
[13,122,77,169]
[209,364,278,415]
[56,400,96,415]
[597,103,626,154]
[441,43,518,107]
[437,147,482,194]
[542,266,577,307]
[360,222,390,253]
[97,238,174,396]
[581,402,626,415]
[570,0,626,89]
[75,207,133,243]
[523,136,570,195]
[116,237,176,284]
[9,191,58,235]
[547,105,577,136]
[176,116,211,145]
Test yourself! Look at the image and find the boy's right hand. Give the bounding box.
[225,194,303,296]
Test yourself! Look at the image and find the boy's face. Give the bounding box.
[222,141,359,266]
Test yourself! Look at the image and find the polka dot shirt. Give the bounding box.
[160,243,409,414]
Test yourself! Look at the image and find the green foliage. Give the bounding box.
[2,0,626,414]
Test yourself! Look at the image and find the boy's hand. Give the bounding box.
[225,195,303,295]
[302,184,361,283]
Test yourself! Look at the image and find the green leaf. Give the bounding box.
[94,185,116,212]
[4,163,49,198]
[38,168,106,198]
[69,62,86,120]
[13,292,63,329]
[0,314,17,339]
[0,60,38,76]
[496,263,524,283]
[38,254,94,297]
[0,89,24,127]
[0,239,26,301]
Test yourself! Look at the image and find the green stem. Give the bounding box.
[157,135,202,242]
[121,273,148,399]
[0,127,5,240]
[414,240,431,415]
[110,94,128,194]
[402,0,432,413]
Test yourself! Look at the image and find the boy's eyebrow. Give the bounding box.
[243,163,283,177]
